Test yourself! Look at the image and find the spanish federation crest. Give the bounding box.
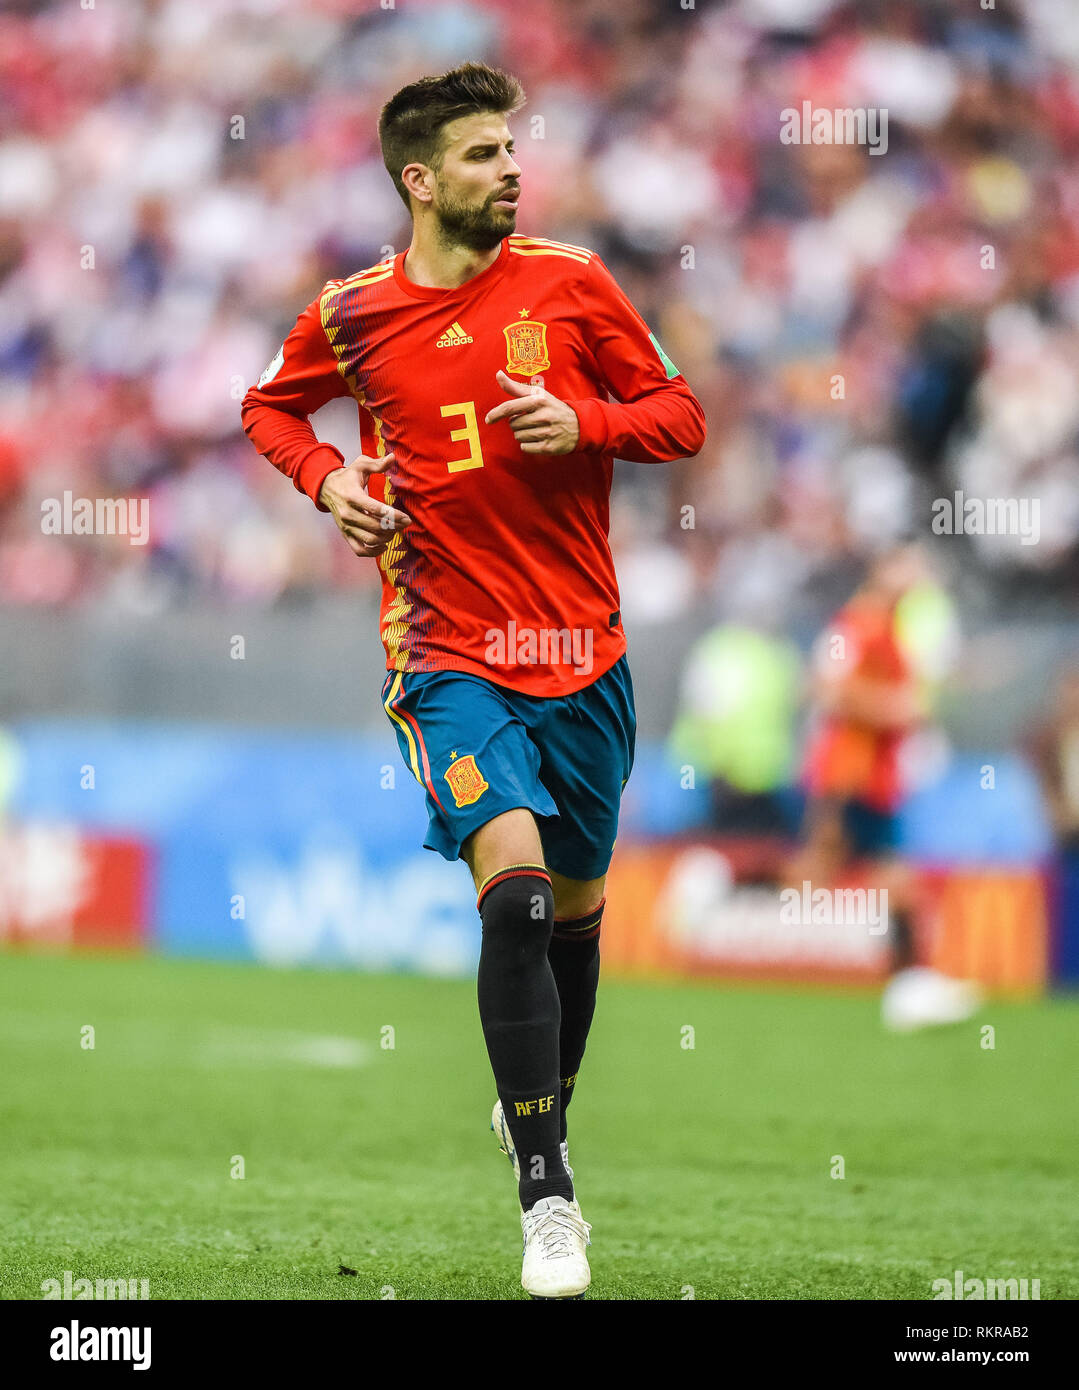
[444,754,489,808]
[503,320,551,376]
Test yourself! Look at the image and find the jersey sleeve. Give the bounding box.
[240,290,352,511]
[568,254,707,463]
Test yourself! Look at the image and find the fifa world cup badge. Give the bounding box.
[258,344,285,386]
[503,320,551,376]
[444,754,489,808]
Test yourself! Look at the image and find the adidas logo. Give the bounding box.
[436,321,473,348]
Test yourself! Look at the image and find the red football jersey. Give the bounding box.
[242,234,706,696]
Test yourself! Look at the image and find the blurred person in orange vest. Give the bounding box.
[790,541,980,1030]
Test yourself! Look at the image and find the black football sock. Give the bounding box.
[476,865,573,1210]
[890,908,916,973]
[547,898,604,1145]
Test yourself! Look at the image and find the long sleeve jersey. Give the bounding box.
[241,234,706,696]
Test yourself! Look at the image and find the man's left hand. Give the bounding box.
[484,370,580,455]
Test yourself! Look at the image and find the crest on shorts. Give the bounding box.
[444,754,489,808]
[503,320,551,376]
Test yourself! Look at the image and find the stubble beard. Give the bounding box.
[434,187,516,253]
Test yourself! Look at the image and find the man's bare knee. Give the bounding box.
[462,807,545,891]
[550,869,606,919]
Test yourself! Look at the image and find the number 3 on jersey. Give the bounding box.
[440,401,485,473]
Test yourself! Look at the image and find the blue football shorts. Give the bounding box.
[382,655,636,882]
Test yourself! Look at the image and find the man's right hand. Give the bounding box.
[319,451,412,559]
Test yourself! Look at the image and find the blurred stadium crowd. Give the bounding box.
[1,0,1078,619]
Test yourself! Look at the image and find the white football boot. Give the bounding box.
[520,1195,592,1300]
[491,1100,591,1298]
[882,966,983,1032]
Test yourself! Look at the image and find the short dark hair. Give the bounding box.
[378,61,525,211]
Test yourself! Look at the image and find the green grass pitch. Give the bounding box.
[1,950,1076,1300]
